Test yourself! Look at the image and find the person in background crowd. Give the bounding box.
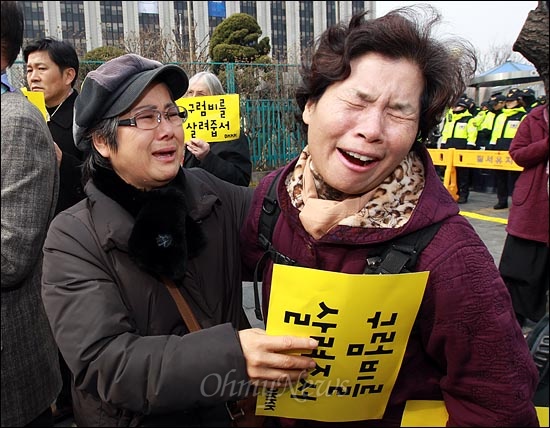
[182,71,252,186]
[519,87,538,112]
[499,103,549,333]
[440,97,478,203]
[469,100,492,192]
[537,94,547,105]
[24,37,85,215]
[23,37,85,423]
[488,88,527,209]
[1,1,61,426]
[465,95,478,116]
[473,93,507,192]
[477,94,505,149]
[490,93,506,113]
[41,53,318,427]
[473,101,490,144]
[240,6,539,426]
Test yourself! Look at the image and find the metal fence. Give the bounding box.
[11,60,305,170]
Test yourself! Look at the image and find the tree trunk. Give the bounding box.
[513,1,549,96]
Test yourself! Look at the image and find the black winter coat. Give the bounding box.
[183,130,252,186]
[42,168,254,426]
[46,89,85,214]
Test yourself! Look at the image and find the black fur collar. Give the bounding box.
[93,166,206,280]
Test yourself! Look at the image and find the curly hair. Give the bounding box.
[296,5,477,142]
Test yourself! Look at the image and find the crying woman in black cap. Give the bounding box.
[40,54,318,427]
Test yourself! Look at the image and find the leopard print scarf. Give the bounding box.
[286,146,425,239]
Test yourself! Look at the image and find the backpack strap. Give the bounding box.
[364,222,442,274]
[253,168,442,320]
[253,169,296,321]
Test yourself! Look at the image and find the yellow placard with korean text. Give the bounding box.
[175,94,240,142]
[20,87,48,121]
[257,264,428,422]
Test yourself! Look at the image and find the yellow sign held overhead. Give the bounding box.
[176,94,240,143]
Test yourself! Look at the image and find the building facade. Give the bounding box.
[20,1,376,62]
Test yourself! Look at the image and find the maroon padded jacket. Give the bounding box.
[240,144,539,427]
[507,105,549,246]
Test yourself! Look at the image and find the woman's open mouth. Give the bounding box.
[339,148,375,167]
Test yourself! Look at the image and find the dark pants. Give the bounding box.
[456,167,471,199]
[57,351,73,409]
[25,407,53,427]
[499,234,550,323]
[494,170,520,205]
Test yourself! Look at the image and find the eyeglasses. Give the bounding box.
[117,105,188,130]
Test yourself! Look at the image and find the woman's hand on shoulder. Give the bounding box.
[238,328,318,388]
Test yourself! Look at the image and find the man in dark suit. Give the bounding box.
[24,37,85,214]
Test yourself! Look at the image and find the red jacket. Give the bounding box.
[507,105,549,246]
[240,144,539,427]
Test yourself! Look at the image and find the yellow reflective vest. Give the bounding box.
[488,107,526,150]
[440,110,478,149]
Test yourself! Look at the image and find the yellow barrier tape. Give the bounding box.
[427,148,523,200]
[427,149,451,166]
[452,150,522,171]
[459,211,508,225]
[427,148,522,171]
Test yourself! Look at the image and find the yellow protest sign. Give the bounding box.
[20,87,48,121]
[175,94,240,142]
[257,264,428,422]
[401,400,549,427]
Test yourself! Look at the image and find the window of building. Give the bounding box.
[352,1,365,15]
[100,1,124,47]
[270,1,287,63]
[60,1,86,56]
[299,1,314,56]
[326,1,337,26]
[174,1,193,54]
[21,1,45,46]
[240,1,257,18]
[208,1,225,37]
[208,16,224,38]
[139,13,159,34]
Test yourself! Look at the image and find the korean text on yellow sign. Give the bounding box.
[176,93,240,142]
[257,264,428,422]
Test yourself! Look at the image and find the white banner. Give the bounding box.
[138,1,159,14]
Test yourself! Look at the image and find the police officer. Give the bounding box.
[487,89,527,209]
[519,87,538,112]
[440,97,478,203]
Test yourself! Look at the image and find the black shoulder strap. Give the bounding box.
[364,222,442,274]
[253,169,296,321]
[257,171,281,253]
[253,169,442,320]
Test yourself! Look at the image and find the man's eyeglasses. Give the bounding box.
[117,105,188,130]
